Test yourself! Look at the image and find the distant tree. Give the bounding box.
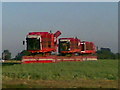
[97,48,116,59]
[114,53,120,59]
[2,50,11,60]
[15,50,31,60]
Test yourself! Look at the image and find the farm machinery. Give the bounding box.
[22,30,97,63]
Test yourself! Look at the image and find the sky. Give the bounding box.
[2,2,118,57]
[1,0,119,2]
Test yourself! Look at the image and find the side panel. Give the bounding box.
[22,55,97,63]
[81,41,96,54]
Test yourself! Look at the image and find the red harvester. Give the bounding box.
[22,31,97,63]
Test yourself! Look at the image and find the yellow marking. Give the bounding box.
[23,58,55,61]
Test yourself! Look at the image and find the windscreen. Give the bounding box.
[59,41,70,51]
[26,38,40,50]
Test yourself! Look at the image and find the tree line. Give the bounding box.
[97,48,119,59]
[2,48,120,60]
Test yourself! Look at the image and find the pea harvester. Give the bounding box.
[22,31,97,63]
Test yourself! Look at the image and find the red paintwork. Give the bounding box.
[23,31,97,64]
[28,32,49,35]
[22,55,97,64]
[59,38,96,55]
[28,49,55,53]
[54,31,61,38]
[81,41,96,54]
[26,31,61,53]
[22,61,53,64]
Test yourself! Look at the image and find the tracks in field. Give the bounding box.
[2,79,118,88]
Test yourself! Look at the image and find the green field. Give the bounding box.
[2,59,118,88]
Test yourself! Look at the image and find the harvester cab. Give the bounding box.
[24,31,61,55]
[58,38,81,56]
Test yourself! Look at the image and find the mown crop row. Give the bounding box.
[2,59,118,80]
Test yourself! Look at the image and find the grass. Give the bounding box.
[2,59,118,80]
[1,59,118,88]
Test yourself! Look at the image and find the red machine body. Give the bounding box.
[81,41,96,54]
[22,31,97,63]
[58,38,81,54]
[26,31,61,54]
[58,38,96,55]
